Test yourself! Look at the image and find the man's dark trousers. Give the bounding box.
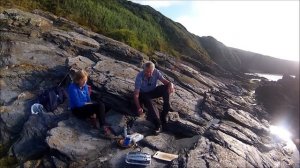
[139,85,170,129]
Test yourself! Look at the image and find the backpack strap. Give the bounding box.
[57,67,72,87]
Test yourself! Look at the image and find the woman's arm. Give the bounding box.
[85,85,91,102]
[68,85,86,107]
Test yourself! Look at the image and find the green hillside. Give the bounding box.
[1,0,297,76]
[0,0,212,64]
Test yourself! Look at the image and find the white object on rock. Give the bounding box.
[130,133,144,143]
[153,151,178,161]
[31,103,45,114]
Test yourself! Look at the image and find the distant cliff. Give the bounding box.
[200,36,299,75]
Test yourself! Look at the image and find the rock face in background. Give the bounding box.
[256,74,300,142]
[0,9,299,167]
[200,36,299,76]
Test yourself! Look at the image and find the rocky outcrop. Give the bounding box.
[0,9,298,168]
[10,107,68,162]
[256,74,299,147]
[46,117,112,161]
[200,36,299,76]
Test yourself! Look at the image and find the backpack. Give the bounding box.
[37,87,66,112]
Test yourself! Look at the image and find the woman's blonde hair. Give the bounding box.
[73,69,88,84]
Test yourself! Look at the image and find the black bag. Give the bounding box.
[37,87,66,112]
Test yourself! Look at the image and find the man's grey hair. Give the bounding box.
[143,61,155,70]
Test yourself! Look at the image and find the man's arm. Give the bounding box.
[133,89,143,114]
[160,78,171,85]
[157,70,174,90]
[160,78,175,93]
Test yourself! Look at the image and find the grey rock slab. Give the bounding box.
[3,8,53,30]
[4,40,67,68]
[94,34,147,66]
[226,108,269,134]
[205,129,291,167]
[166,112,205,137]
[46,117,112,161]
[44,29,100,50]
[11,111,67,161]
[187,137,255,168]
[143,133,176,152]
[217,120,261,145]
[129,116,157,135]
[66,55,95,71]
[0,101,30,131]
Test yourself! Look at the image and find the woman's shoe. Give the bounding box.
[100,126,115,139]
[88,117,98,129]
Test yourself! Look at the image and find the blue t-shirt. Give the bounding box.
[135,69,164,93]
[68,83,91,109]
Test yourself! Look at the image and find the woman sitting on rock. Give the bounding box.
[68,69,112,136]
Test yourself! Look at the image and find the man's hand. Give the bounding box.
[168,82,175,94]
[134,90,143,116]
[137,107,143,116]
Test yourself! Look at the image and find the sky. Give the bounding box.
[131,1,299,62]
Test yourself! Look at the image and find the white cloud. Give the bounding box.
[130,0,182,9]
[175,1,299,61]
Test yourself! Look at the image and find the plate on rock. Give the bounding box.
[153,151,178,161]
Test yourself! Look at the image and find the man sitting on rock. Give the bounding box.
[133,61,175,134]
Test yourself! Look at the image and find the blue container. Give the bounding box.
[123,136,131,146]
